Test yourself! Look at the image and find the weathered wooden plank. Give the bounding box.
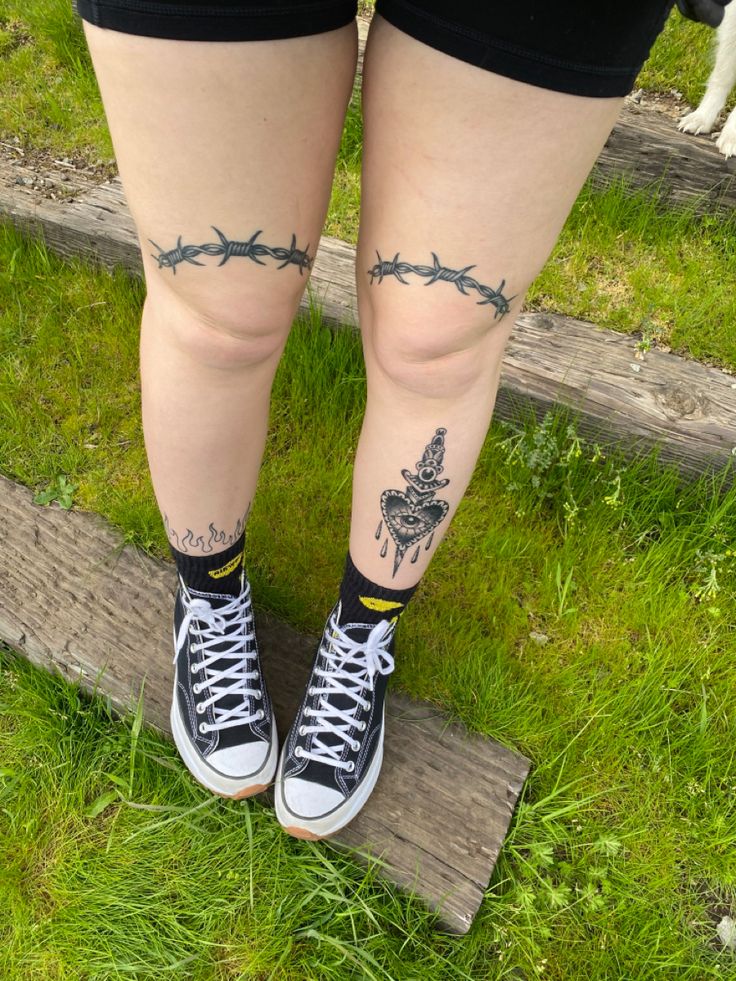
[3,151,736,479]
[593,101,736,213]
[0,472,529,934]
[500,312,736,480]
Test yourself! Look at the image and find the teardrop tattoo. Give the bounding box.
[379,428,450,577]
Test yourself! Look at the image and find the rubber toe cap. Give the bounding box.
[207,739,270,778]
[283,776,345,818]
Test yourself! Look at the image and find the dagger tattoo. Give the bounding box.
[376,428,450,577]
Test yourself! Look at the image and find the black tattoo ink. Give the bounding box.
[163,503,250,554]
[379,428,450,577]
[367,250,513,318]
[149,227,313,276]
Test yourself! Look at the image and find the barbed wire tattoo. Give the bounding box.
[149,227,314,276]
[367,250,513,318]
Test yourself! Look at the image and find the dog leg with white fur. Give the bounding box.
[679,2,736,139]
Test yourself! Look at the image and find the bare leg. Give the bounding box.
[351,15,624,588]
[82,21,357,553]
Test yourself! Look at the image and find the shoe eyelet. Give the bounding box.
[298,725,307,737]
[295,746,304,758]
[256,691,263,700]
[351,740,360,752]
[345,761,355,773]
[198,722,208,734]
[192,683,201,694]
[195,702,205,714]
[358,721,367,732]
[304,708,312,718]
[190,663,199,674]
[308,686,316,696]
[257,709,265,721]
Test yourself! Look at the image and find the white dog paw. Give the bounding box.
[678,108,718,135]
[716,125,736,159]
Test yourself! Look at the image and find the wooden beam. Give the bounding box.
[594,100,736,213]
[2,152,735,479]
[499,312,736,480]
[0,473,530,935]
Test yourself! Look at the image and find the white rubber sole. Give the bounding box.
[274,709,385,839]
[170,687,278,800]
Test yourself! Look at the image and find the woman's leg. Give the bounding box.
[81,17,357,797]
[274,12,640,839]
[350,14,624,588]
[82,20,357,559]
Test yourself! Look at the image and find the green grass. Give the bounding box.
[0,0,110,162]
[637,9,723,108]
[2,221,736,978]
[528,181,736,369]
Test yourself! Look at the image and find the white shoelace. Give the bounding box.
[295,614,395,771]
[175,581,263,733]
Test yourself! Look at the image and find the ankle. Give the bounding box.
[336,551,419,629]
[169,528,247,596]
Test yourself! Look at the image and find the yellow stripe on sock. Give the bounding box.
[359,596,404,612]
[208,549,244,579]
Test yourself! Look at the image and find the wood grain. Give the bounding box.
[593,100,736,213]
[0,473,530,934]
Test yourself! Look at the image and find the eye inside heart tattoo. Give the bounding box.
[376,428,450,577]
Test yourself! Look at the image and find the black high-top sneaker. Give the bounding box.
[275,601,396,839]
[170,569,278,798]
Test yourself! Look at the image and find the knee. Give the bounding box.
[144,280,300,370]
[364,302,514,399]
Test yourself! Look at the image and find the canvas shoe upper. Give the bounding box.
[275,601,395,838]
[171,572,277,797]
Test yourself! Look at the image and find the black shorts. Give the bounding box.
[74,0,676,98]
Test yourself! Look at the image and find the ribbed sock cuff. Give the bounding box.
[169,529,246,595]
[337,551,419,625]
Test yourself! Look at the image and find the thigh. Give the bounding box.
[356,9,664,364]
[81,14,358,329]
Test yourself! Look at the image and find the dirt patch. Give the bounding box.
[0,17,33,58]
[1,136,117,203]
[682,874,736,957]
[627,87,692,121]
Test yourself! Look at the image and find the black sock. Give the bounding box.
[169,529,246,597]
[336,552,419,630]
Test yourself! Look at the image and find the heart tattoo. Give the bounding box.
[377,428,450,577]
